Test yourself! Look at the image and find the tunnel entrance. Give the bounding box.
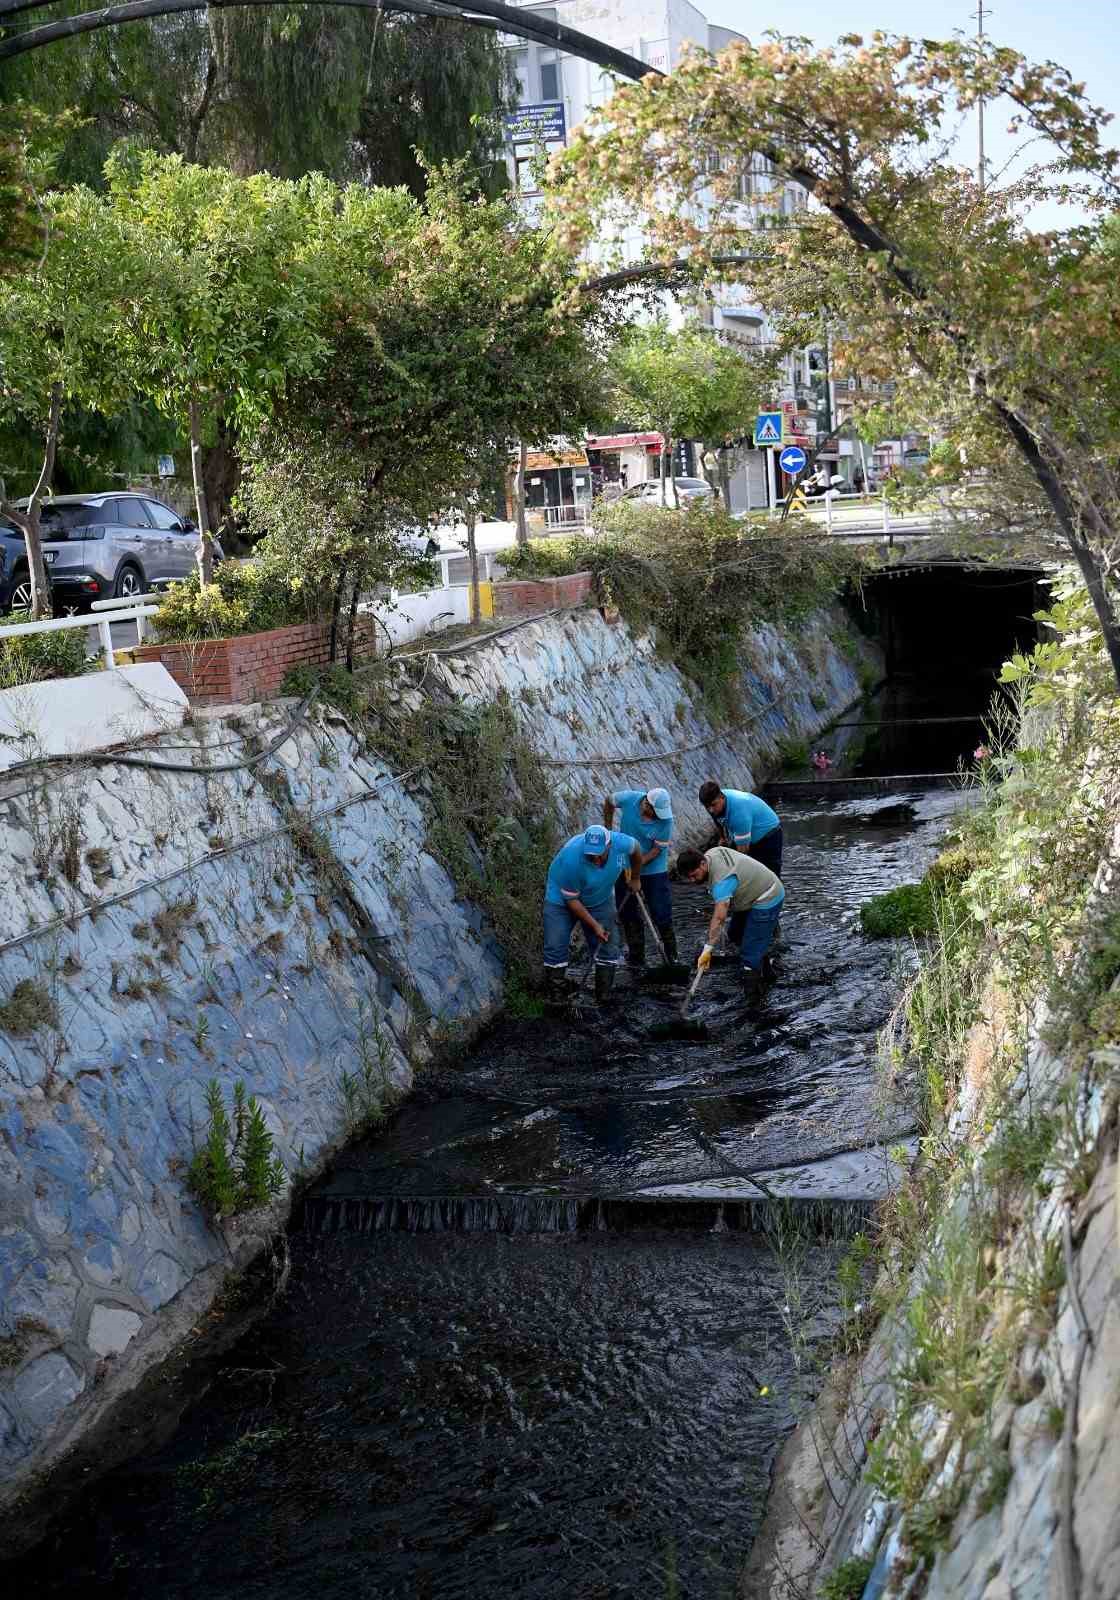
[846,564,1046,774]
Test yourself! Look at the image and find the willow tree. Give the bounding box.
[0,9,512,190]
[547,34,1120,690]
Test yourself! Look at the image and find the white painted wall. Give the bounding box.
[0,663,187,772]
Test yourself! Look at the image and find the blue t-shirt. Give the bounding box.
[545,830,639,908]
[719,789,780,849]
[611,789,672,876]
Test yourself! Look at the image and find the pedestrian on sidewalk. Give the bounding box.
[542,825,642,1006]
[602,786,676,969]
[676,845,785,1003]
[698,781,783,877]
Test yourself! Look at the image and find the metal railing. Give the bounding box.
[0,595,160,672]
[542,504,593,531]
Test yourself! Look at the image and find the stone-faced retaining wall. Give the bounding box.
[0,602,878,1526]
[133,619,381,704]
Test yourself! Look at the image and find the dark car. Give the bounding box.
[4,492,220,611]
[0,515,43,612]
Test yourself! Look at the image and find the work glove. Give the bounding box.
[626,870,641,892]
[697,944,714,973]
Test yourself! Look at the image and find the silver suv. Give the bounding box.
[27,492,206,607]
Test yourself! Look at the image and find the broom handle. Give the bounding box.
[631,885,669,962]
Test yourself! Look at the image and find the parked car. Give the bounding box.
[7,492,217,610]
[621,477,715,506]
[0,515,41,611]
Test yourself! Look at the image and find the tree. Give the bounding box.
[0,183,145,615]
[610,321,774,504]
[241,167,611,660]
[102,151,365,583]
[0,12,512,193]
[547,34,1120,690]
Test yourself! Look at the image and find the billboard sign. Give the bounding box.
[505,102,566,144]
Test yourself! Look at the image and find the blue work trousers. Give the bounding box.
[728,891,785,972]
[542,897,622,969]
[615,871,672,932]
[748,826,783,880]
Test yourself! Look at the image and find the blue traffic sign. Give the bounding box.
[754,411,783,446]
[779,445,807,475]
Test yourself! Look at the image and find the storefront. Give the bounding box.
[584,432,664,496]
[507,447,593,523]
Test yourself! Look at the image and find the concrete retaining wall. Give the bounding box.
[0,602,877,1520]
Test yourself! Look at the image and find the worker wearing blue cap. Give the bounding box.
[602,786,676,968]
[543,825,643,1005]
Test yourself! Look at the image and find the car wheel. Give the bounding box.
[10,568,34,610]
[113,564,143,599]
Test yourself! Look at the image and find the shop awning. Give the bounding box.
[586,432,664,450]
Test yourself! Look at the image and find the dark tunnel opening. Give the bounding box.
[845,564,1047,774]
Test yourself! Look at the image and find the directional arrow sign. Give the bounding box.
[754,412,784,446]
[779,444,807,475]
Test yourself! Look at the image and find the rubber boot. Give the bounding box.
[624,919,646,970]
[543,966,570,1009]
[660,927,679,965]
[594,964,617,1006]
[741,966,764,1006]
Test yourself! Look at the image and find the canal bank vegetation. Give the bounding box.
[797,571,1120,1595]
[282,664,561,1002]
[499,502,868,716]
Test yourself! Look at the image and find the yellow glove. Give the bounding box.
[626,870,641,891]
[697,944,714,972]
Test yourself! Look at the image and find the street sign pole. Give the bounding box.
[766,447,778,513]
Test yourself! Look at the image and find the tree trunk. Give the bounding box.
[466,507,482,624]
[990,397,1120,693]
[515,439,529,547]
[0,382,62,620]
[660,436,671,505]
[202,414,243,551]
[345,576,362,673]
[719,448,732,512]
[189,395,214,586]
[328,566,347,665]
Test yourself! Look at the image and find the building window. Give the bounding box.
[540,55,562,102]
[511,49,529,101]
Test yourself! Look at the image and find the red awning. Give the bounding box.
[586,432,664,450]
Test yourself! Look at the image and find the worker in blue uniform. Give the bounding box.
[698,779,783,878]
[543,825,642,1005]
[602,786,676,968]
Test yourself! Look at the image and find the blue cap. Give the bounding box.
[646,787,673,820]
[583,825,609,855]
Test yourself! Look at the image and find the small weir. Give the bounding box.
[301,1191,884,1241]
[6,779,969,1600]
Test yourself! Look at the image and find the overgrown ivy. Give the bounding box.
[283,664,562,987]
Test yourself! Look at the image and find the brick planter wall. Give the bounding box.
[133,618,380,705]
[491,571,593,620]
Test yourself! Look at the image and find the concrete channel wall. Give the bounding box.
[743,822,1120,1600]
[0,603,876,1524]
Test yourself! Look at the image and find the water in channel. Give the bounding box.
[7,785,968,1600]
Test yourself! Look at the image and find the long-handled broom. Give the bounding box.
[622,890,691,985]
[647,958,711,1043]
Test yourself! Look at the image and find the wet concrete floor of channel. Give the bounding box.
[7,787,968,1600]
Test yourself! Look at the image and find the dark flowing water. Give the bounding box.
[4,787,967,1600]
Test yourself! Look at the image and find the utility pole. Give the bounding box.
[974,0,989,189]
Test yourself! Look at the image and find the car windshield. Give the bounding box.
[38,504,100,539]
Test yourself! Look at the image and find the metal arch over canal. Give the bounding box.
[0,0,660,76]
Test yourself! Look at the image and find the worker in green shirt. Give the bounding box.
[675,844,785,1002]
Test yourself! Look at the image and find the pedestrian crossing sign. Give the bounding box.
[754,412,784,446]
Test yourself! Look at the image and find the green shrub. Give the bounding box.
[0,610,92,687]
[498,500,865,717]
[860,880,939,938]
[820,1556,874,1600]
[187,1079,285,1219]
[153,560,325,643]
